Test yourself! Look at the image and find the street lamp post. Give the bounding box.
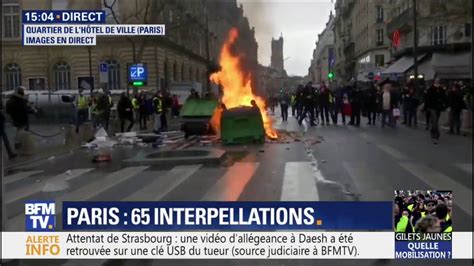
[412,0,419,82]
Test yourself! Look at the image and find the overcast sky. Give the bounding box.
[238,0,334,77]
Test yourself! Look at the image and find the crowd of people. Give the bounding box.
[268,78,471,143]
[394,190,453,233]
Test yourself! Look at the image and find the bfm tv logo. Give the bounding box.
[25,200,56,231]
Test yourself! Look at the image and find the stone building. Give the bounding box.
[270,35,286,76]
[2,0,259,94]
[333,0,391,83]
[308,12,335,86]
[383,0,472,82]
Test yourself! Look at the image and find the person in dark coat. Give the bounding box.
[365,82,378,125]
[424,78,447,142]
[117,93,134,132]
[447,83,466,135]
[319,83,330,125]
[95,89,110,130]
[278,89,290,122]
[1,109,16,159]
[348,83,362,127]
[5,87,33,149]
[138,93,148,130]
[298,82,316,126]
[295,85,304,120]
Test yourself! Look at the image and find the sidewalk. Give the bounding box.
[2,116,184,170]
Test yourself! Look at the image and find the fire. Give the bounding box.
[210,28,278,139]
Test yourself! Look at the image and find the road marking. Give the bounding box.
[400,162,472,216]
[125,164,202,201]
[456,163,472,175]
[4,170,44,185]
[5,168,94,205]
[6,166,149,231]
[201,162,259,201]
[281,162,319,201]
[342,162,389,201]
[377,144,408,160]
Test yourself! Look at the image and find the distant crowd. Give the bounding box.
[394,190,452,233]
[267,78,472,143]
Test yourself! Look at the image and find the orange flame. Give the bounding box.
[210,28,278,139]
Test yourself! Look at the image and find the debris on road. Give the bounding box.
[92,154,112,162]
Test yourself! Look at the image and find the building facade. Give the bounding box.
[2,0,259,93]
[384,0,472,81]
[333,0,391,83]
[308,12,335,86]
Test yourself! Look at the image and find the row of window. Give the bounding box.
[3,60,204,91]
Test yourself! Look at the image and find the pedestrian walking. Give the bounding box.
[379,79,395,128]
[365,83,378,125]
[424,78,448,143]
[333,85,346,125]
[171,94,180,117]
[279,89,290,122]
[319,83,330,125]
[295,85,304,120]
[117,92,134,132]
[348,83,362,127]
[5,86,35,150]
[139,93,148,130]
[152,92,163,133]
[447,83,465,135]
[94,89,110,131]
[406,84,420,128]
[298,82,316,126]
[132,94,140,121]
[422,87,431,130]
[0,109,17,160]
[290,93,296,117]
[75,88,89,133]
[160,91,171,131]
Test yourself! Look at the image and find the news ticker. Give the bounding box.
[2,232,472,259]
[22,10,165,46]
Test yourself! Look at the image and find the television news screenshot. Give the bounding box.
[0,0,472,265]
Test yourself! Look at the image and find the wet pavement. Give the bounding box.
[2,111,472,266]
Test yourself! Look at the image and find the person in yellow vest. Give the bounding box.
[152,91,163,134]
[132,94,140,121]
[75,89,89,133]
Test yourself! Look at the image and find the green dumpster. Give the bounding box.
[180,98,218,137]
[220,106,265,145]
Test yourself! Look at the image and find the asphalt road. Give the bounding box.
[2,110,472,266]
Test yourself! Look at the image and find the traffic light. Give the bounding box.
[328,71,334,80]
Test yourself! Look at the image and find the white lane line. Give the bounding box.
[7,166,149,231]
[400,162,472,216]
[455,163,472,175]
[4,170,44,185]
[281,162,319,201]
[377,144,408,160]
[5,168,94,205]
[201,162,259,201]
[125,164,202,201]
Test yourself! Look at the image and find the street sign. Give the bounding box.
[128,63,148,86]
[78,76,94,93]
[99,62,108,83]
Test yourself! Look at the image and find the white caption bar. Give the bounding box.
[23,24,165,46]
[1,232,472,259]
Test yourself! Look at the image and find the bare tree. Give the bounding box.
[102,0,165,62]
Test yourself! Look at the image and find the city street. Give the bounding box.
[4,111,472,228]
[3,111,472,266]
